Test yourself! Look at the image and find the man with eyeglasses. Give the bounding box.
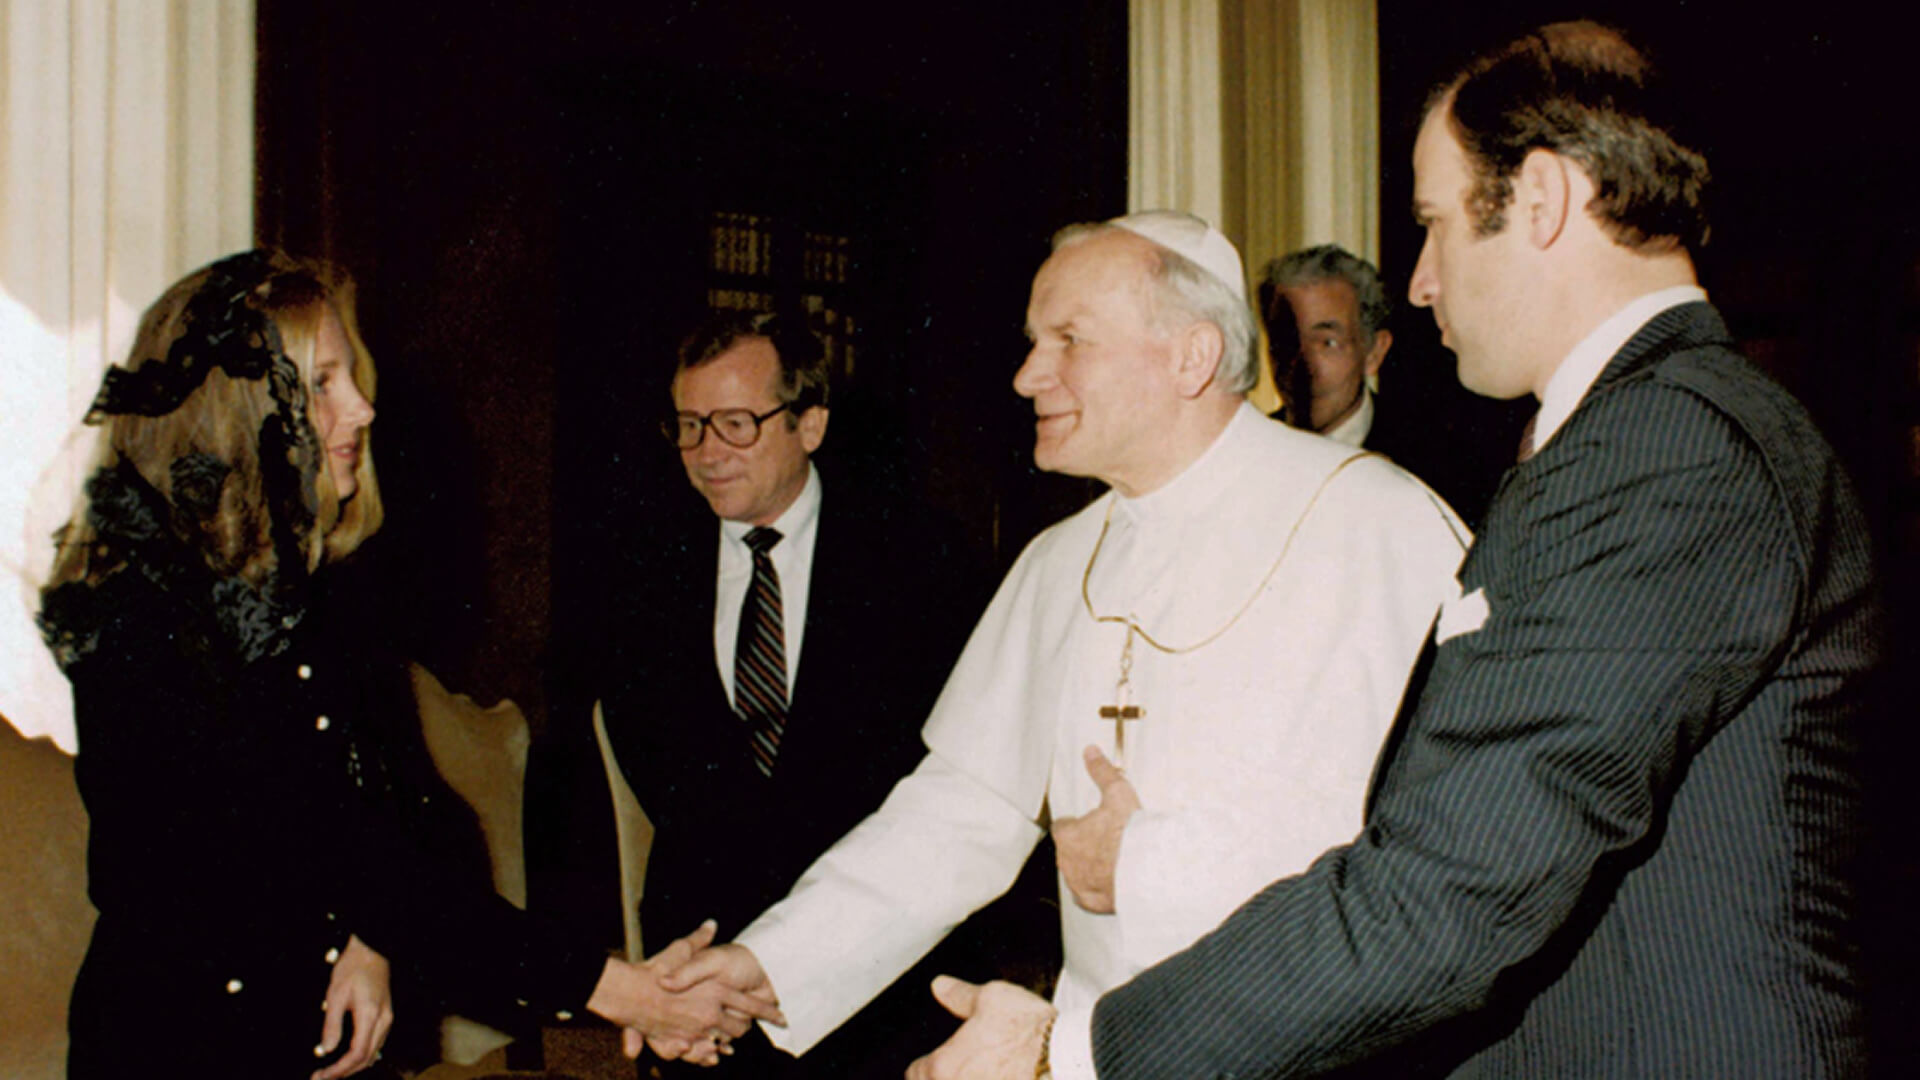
[597,311,1031,1078]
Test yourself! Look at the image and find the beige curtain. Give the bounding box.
[1129,0,1379,412]
[0,0,255,752]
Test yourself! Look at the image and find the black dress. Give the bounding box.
[48,467,607,1079]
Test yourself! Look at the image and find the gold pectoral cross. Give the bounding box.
[1099,701,1145,753]
[1099,624,1147,758]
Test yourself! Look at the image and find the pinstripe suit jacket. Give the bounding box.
[1089,303,1883,1078]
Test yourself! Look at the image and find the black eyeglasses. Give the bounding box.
[663,404,792,449]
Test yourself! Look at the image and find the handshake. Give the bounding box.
[580,745,1132,1073]
[585,922,1059,1078]
[585,920,782,1065]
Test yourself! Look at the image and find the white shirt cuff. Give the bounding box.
[1046,1003,1097,1079]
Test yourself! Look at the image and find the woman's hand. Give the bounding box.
[588,920,784,1061]
[313,934,393,1079]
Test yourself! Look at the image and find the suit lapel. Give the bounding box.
[680,525,732,716]
[784,495,834,717]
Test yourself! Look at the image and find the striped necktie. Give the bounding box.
[734,526,787,777]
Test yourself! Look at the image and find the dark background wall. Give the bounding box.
[258,1,1916,1067]
[256,0,1127,938]
[1377,1,1916,520]
[257,0,1125,716]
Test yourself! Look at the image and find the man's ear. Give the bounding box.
[1173,322,1225,398]
[798,406,829,453]
[1519,148,1572,250]
[1363,328,1391,379]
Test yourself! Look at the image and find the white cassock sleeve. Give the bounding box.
[1047,1004,1098,1079]
[735,532,1073,1054]
[1109,462,1465,970]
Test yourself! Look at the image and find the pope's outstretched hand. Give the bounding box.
[908,976,1055,1080]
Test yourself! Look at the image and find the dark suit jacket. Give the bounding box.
[602,471,1026,1077]
[1092,302,1882,1078]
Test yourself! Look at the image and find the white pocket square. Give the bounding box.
[1436,587,1490,644]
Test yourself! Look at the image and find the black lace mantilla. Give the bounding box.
[41,250,329,670]
[39,460,308,671]
[89,250,322,562]
[89,251,287,419]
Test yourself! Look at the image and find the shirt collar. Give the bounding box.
[1321,386,1374,449]
[1116,403,1260,524]
[720,462,822,547]
[1532,284,1707,451]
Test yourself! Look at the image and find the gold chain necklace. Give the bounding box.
[1081,451,1373,758]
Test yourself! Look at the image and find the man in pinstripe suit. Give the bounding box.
[917,20,1885,1079]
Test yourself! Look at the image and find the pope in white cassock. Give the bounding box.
[656,211,1467,1078]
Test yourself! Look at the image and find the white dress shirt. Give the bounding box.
[712,464,822,707]
[1532,285,1708,453]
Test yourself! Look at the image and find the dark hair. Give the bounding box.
[674,310,830,416]
[1260,245,1391,345]
[1431,20,1710,253]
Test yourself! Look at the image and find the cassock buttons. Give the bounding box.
[315,716,331,732]
[297,663,313,680]
[226,978,244,994]
[555,1009,574,1022]
[325,947,341,964]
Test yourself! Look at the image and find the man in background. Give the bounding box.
[1262,243,1504,523]
[1261,244,1393,447]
